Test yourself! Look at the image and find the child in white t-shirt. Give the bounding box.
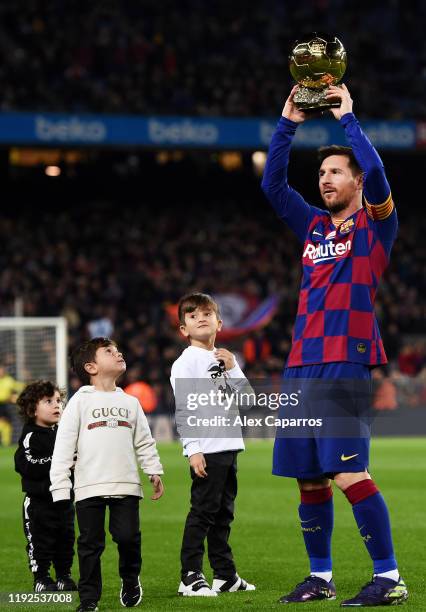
[171,293,255,597]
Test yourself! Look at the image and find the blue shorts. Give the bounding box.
[272,362,371,479]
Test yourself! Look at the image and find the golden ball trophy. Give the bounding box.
[289,33,347,111]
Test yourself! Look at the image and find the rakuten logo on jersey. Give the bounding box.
[303,239,352,264]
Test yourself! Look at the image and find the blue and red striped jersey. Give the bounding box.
[262,113,397,367]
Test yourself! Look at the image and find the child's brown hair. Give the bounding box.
[17,381,65,424]
[71,337,117,385]
[178,293,220,325]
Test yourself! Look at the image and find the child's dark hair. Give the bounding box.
[71,337,117,385]
[178,292,220,325]
[17,381,64,424]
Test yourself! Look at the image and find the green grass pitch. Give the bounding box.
[1,439,425,611]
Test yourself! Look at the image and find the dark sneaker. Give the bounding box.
[120,577,143,607]
[34,576,58,593]
[212,573,256,592]
[76,603,99,612]
[178,571,217,597]
[279,575,336,604]
[56,575,78,591]
[340,576,408,607]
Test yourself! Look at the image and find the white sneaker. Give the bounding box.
[212,574,256,593]
[178,571,217,597]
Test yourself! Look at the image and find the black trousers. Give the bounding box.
[76,496,141,603]
[23,495,75,580]
[181,451,238,578]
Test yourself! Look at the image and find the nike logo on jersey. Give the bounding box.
[300,516,318,523]
[340,453,359,461]
[312,230,323,237]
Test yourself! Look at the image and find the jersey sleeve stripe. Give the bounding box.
[364,192,394,220]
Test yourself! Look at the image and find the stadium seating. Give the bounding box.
[0,0,425,119]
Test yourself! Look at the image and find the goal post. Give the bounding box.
[0,317,68,391]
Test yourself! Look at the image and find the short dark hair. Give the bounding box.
[71,337,117,385]
[178,293,220,325]
[317,145,362,176]
[17,380,64,424]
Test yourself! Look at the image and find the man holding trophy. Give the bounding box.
[261,34,408,607]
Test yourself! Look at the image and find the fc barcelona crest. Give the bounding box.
[339,218,354,235]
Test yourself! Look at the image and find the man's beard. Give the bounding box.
[324,199,350,214]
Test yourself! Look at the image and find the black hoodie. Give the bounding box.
[14,423,57,499]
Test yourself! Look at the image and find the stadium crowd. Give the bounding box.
[0,198,424,419]
[0,0,425,119]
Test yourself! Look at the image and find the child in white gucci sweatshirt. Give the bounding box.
[50,337,163,612]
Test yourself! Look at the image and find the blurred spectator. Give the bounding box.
[0,363,24,445]
[0,0,425,119]
[243,332,272,365]
[372,369,398,411]
[398,343,425,376]
[87,305,115,339]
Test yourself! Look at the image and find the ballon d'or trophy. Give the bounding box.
[289,33,347,111]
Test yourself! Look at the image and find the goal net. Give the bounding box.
[0,317,68,390]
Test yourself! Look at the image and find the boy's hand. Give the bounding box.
[189,453,207,478]
[149,475,164,500]
[214,348,235,370]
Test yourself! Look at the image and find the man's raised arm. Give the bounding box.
[261,86,321,243]
[326,84,397,252]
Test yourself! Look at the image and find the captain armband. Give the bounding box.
[364,192,395,221]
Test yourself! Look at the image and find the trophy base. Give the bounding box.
[294,85,342,111]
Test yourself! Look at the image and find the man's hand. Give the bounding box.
[189,452,207,478]
[326,83,353,120]
[214,348,235,370]
[149,474,164,500]
[282,86,307,123]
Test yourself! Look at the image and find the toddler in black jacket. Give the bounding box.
[14,381,76,593]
